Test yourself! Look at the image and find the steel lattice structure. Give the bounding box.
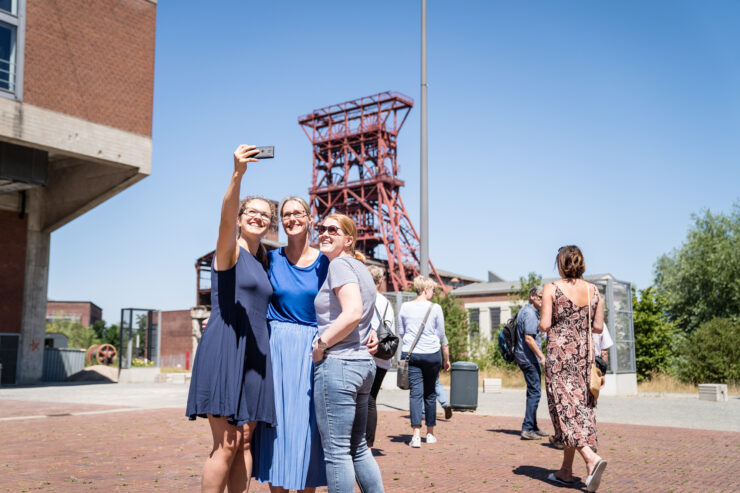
[299,91,444,291]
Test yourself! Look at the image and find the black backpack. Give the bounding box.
[497,315,518,363]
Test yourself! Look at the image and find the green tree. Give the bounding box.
[632,287,677,381]
[46,319,100,349]
[432,292,469,362]
[509,272,542,319]
[654,203,740,333]
[674,317,740,384]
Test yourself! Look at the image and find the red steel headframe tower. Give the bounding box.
[299,91,444,291]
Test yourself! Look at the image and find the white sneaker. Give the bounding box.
[409,435,421,448]
[425,433,437,444]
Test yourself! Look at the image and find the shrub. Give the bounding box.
[433,292,469,362]
[632,287,677,382]
[46,319,101,350]
[675,317,740,384]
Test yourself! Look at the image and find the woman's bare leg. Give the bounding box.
[227,421,257,493]
[555,447,576,482]
[203,415,241,493]
[578,445,603,476]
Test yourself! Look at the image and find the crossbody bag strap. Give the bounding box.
[586,283,593,362]
[406,304,434,360]
[373,299,390,324]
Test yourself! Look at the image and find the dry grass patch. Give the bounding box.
[638,372,740,395]
[439,366,526,389]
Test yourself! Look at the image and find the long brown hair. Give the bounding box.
[326,213,366,262]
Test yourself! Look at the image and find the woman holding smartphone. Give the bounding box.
[186,145,276,493]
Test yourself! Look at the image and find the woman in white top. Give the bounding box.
[398,276,450,448]
[365,265,396,448]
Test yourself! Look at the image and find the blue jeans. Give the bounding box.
[435,377,449,407]
[402,351,442,427]
[313,357,385,493]
[518,359,541,432]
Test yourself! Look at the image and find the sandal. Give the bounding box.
[547,472,574,486]
[585,459,607,492]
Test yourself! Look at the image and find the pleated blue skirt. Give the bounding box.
[253,321,327,489]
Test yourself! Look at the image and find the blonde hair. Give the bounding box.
[413,275,437,295]
[367,265,385,285]
[326,213,366,262]
[279,196,311,220]
[237,196,276,268]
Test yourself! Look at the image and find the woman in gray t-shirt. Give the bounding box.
[311,213,385,493]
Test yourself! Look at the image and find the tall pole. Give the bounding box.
[420,0,429,277]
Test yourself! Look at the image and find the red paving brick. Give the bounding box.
[1,405,738,492]
[0,400,128,419]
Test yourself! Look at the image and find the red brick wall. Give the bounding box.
[23,0,156,137]
[159,310,192,369]
[0,210,27,333]
[46,302,102,327]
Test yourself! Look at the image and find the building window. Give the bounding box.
[468,308,479,337]
[490,307,501,332]
[0,0,22,98]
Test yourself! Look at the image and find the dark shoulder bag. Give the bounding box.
[397,305,434,390]
[374,301,400,360]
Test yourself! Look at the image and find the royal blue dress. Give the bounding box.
[186,247,276,427]
[253,248,329,489]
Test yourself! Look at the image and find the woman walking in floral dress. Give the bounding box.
[539,245,608,492]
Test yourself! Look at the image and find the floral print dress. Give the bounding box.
[545,283,599,449]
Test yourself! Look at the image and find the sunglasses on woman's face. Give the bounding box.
[316,224,343,236]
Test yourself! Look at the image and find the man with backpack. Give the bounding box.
[514,286,548,440]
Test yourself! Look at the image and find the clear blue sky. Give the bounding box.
[47,0,740,324]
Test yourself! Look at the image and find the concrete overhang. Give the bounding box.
[0,97,152,232]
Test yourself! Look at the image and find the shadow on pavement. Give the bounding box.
[3,380,117,389]
[387,434,412,444]
[512,465,585,490]
[487,428,521,436]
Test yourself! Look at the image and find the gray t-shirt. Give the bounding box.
[314,256,375,360]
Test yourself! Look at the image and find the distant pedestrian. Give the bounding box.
[540,245,607,492]
[186,145,276,493]
[365,266,396,449]
[311,214,384,493]
[436,334,453,420]
[398,276,450,448]
[515,286,548,440]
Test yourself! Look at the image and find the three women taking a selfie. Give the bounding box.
[186,145,384,493]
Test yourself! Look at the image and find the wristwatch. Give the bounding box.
[317,338,328,351]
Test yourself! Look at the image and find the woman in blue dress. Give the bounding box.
[186,145,276,493]
[253,196,329,492]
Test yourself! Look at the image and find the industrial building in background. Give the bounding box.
[299,92,445,292]
[0,0,156,384]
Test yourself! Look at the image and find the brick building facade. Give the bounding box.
[46,301,103,328]
[0,0,157,384]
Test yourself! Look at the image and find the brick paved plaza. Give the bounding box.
[2,400,738,492]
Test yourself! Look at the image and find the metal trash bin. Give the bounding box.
[42,348,86,381]
[449,361,478,410]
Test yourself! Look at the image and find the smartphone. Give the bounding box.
[253,146,274,160]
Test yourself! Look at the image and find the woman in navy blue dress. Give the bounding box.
[253,196,329,492]
[186,145,276,493]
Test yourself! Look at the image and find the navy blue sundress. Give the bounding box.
[186,247,276,427]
